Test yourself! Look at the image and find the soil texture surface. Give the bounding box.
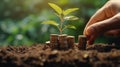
[0,43,120,67]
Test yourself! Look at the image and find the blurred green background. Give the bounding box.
[0,0,108,46]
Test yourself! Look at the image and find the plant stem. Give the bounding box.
[60,22,62,35]
[60,14,64,35]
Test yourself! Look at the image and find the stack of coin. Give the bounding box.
[58,34,68,50]
[78,35,87,50]
[67,36,75,49]
[50,34,58,49]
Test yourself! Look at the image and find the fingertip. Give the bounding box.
[87,41,93,45]
[87,35,96,45]
[87,39,94,45]
[84,26,96,45]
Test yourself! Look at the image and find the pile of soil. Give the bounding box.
[0,43,120,67]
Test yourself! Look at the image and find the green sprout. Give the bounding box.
[42,3,79,35]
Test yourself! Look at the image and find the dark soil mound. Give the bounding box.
[0,44,120,67]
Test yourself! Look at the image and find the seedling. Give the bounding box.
[42,3,79,35]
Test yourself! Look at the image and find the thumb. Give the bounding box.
[86,13,120,45]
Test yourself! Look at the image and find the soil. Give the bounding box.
[0,43,120,67]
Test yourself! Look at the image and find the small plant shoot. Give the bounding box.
[42,3,79,34]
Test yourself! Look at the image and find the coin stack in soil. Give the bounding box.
[67,36,75,49]
[48,34,76,50]
[50,34,58,49]
[78,35,87,50]
[58,34,68,50]
[48,34,87,50]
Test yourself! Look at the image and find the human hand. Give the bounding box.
[84,0,120,45]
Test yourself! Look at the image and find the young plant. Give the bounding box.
[42,3,79,35]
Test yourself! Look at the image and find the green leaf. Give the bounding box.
[65,25,76,29]
[63,8,79,15]
[42,20,59,27]
[48,3,62,15]
[64,16,79,20]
